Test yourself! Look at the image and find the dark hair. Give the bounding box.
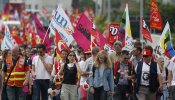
[3,50,10,62]
[20,44,27,50]
[135,46,142,53]
[61,48,69,54]
[37,44,46,51]
[121,50,129,55]
[134,41,142,47]
[144,45,153,54]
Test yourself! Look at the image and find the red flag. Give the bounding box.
[91,24,106,49]
[32,13,53,52]
[31,31,37,47]
[10,27,23,45]
[142,17,152,43]
[108,23,120,45]
[150,0,162,31]
[55,29,70,55]
[73,13,91,51]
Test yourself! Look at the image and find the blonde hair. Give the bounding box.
[94,50,112,68]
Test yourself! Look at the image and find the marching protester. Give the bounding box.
[84,46,100,100]
[2,45,30,100]
[130,46,142,100]
[78,52,88,100]
[156,57,169,100]
[113,50,134,100]
[89,50,114,100]
[32,44,53,100]
[135,45,163,100]
[56,51,82,100]
[52,48,69,100]
[167,56,175,100]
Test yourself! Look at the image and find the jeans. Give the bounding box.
[32,79,50,100]
[6,86,23,100]
[115,84,131,100]
[169,86,175,100]
[94,86,107,100]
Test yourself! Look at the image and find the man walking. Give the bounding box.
[32,44,53,100]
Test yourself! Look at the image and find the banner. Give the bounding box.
[158,22,175,59]
[49,6,76,47]
[108,23,120,45]
[73,13,91,51]
[123,4,133,51]
[142,17,152,43]
[150,0,162,31]
[1,25,16,51]
[55,29,70,59]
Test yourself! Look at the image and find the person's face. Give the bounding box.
[68,52,76,62]
[25,48,30,57]
[38,48,45,56]
[158,57,164,66]
[114,44,122,54]
[132,48,139,56]
[20,48,25,56]
[98,55,106,63]
[121,54,130,64]
[7,51,12,57]
[80,55,85,61]
[61,51,68,60]
[143,55,152,63]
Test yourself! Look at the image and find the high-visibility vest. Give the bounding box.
[54,61,63,86]
[5,56,26,87]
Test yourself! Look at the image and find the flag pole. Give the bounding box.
[42,23,50,44]
[140,0,144,49]
[107,0,111,25]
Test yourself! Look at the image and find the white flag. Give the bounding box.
[123,4,134,51]
[1,25,16,51]
[49,6,76,47]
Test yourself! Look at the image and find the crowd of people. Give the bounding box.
[0,40,175,100]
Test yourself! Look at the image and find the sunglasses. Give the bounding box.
[124,58,130,60]
[143,56,150,58]
[69,54,75,57]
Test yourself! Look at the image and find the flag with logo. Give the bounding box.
[150,0,162,31]
[142,17,152,43]
[55,29,70,59]
[73,13,91,51]
[1,25,16,51]
[122,4,133,51]
[49,6,76,47]
[158,22,175,59]
[108,23,120,45]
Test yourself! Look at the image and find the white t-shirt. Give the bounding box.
[135,62,160,86]
[32,54,53,79]
[168,59,175,85]
[79,60,87,85]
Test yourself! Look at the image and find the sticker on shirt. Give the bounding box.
[142,72,150,85]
